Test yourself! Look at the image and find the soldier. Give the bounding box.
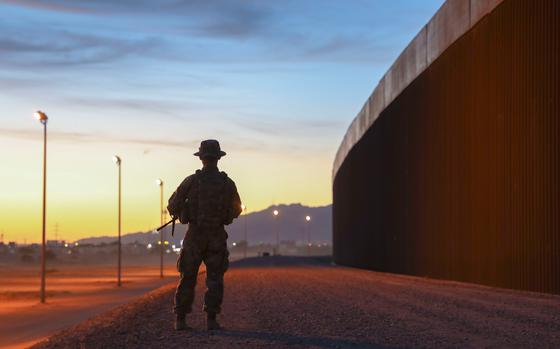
[167,139,242,331]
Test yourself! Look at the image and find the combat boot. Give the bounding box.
[174,314,189,331]
[206,312,222,331]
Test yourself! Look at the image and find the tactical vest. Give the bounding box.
[187,170,230,228]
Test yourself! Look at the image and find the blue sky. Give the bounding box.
[0,0,443,241]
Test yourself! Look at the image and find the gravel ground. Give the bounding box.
[31,256,560,349]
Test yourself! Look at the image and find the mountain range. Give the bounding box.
[77,204,332,246]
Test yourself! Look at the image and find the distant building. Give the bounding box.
[47,240,66,247]
[280,240,296,248]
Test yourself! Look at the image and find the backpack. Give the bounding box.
[187,170,230,227]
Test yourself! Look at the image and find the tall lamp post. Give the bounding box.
[241,204,247,258]
[156,179,164,278]
[34,111,48,303]
[305,215,311,256]
[273,209,279,255]
[112,155,122,287]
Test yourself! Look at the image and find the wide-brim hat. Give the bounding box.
[194,139,226,158]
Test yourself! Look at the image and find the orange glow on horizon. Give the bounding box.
[0,136,332,244]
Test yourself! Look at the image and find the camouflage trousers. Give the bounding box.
[174,225,229,316]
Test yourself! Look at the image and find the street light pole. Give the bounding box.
[34,111,48,303]
[113,155,122,287]
[156,179,164,278]
[305,215,311,256]
[273,209,279,255]
[241,204,247,258]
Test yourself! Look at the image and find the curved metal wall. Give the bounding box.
[333,0,560,294]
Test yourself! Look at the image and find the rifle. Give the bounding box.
[156,217,177,236]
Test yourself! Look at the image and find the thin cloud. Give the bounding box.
[300,36,397,63]
[232,117,346,139]
[0,127,197,148]
[61,95,242,121]
[0,0,97,14]
[1,0,273,40]
[65,97,188,120]
[182,1,271,40]
[0,29,162,67]
[0,127,286,154]
[0,0,403,65]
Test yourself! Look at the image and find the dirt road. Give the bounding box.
[0,264,179,349]
[32,257,560,348]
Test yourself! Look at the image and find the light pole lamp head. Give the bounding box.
[112,155,121,165]
[156,178,163,186]
[273,209,279,217]
[306,215,311,222]
[34,111,48,125]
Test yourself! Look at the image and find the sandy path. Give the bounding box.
[31,257,560,349]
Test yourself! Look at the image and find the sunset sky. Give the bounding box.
[0,0,443,243]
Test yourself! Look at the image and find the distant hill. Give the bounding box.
[77,204,332,247]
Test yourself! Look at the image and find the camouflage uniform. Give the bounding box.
[169,165,241,316]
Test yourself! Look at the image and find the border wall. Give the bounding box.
[332,0,560,294]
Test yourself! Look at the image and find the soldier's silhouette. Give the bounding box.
[168,139,242,331]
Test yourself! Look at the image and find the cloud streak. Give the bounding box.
[0,0,411,68]
[0,0,443,154]
[0,0,97,14]
[64,97,190,120]
[0,127,197,148]
[0,29,162,68]
[0,127,295,154]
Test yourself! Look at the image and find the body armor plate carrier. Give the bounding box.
[188,170,229,228]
